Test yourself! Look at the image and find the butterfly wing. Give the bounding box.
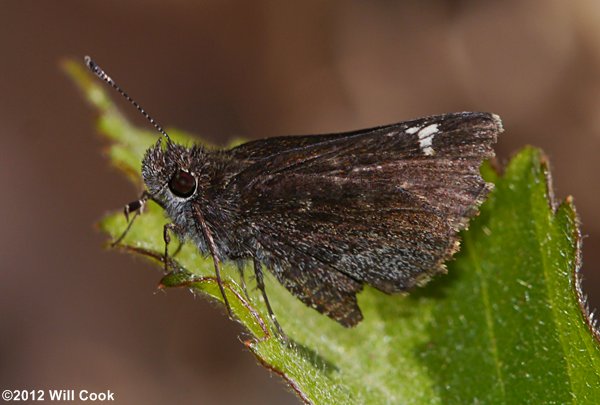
[228,112,502,326]
[228,124,399,162]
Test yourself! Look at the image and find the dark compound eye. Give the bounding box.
[168,170,197,198]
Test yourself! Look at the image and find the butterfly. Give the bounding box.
[86,57,502,338]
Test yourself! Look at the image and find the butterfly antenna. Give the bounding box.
[84,56,172,142]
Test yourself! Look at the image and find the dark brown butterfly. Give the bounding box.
[86,57,502,339]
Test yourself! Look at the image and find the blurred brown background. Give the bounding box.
[1,1,599,404]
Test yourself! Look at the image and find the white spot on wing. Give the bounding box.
[491,113,504,132]
[422,146,435,155]
[406,126,420,134]
[417,123,439,156]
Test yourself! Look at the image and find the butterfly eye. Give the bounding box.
[168,170,197,198]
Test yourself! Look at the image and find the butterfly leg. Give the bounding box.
[253,258,288,342]
[111,191,149,247]
[208,248,233,319]
[192,207,234,319]
[162,223,181,273]
[237,265,251,302]
[171,240,184,258]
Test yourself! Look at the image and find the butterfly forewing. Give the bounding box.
[225,112,501,325]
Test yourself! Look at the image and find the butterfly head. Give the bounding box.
[142,140,210,209]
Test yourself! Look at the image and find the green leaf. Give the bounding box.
[66,59,600,404]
